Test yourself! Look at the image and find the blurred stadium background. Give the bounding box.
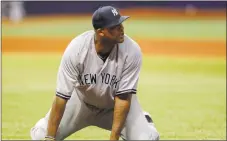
[1,1,226,140]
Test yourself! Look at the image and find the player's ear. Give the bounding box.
[97,28,104,36]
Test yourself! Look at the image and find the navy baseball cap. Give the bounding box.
[92,6,130,29]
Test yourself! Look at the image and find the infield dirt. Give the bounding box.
[2,37,226,58]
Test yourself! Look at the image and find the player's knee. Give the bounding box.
[148,124,160,140]
[30,118,47,140]
[150,129,160,140]
[30,126,46,140]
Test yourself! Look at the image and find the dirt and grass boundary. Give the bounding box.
[2,8,226,58]
[2,37,226,58]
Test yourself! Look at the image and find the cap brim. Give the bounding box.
[106,16,130,28]
[119,16,130,24]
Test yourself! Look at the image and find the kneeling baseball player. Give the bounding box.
[30,6,159,140]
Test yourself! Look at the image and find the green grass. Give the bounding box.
[2,18,226,40]
[2,53,226,140]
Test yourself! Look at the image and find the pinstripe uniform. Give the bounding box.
[30,30,159,140]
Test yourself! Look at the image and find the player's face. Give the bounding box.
[103,23,125,43]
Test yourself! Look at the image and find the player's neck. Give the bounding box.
[94,35,115,56]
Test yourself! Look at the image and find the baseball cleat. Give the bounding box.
[143,111,154,123]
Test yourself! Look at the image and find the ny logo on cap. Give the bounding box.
[111,8,118,16]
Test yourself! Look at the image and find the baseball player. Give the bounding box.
[30,6,159,140]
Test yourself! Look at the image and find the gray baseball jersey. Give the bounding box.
[56,30,142,109]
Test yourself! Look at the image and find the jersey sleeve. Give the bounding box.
[116,45,142,96]
[55,39,80,100]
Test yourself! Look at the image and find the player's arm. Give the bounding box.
[45,40,80,140]
[46,96,67,140]
[110,43,142,140]
[110,93,132,140]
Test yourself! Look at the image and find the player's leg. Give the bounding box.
[120,95,159,140]
[119,111,157,140]
[92,94,159,140]
[30,91,93,141]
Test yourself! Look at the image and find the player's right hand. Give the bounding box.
[43,136,55,141]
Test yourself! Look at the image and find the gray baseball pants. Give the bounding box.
[30,92,159,140]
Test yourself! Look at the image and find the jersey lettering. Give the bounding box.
[90,74,96,84]
[112,78,120,89]
[78,74,84,85]
[101,73,105,83]
[110,75,116,86]
[78,74,97,85]
[105,73,110,84]
[84,74,90,85]
[78,73,120,89]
